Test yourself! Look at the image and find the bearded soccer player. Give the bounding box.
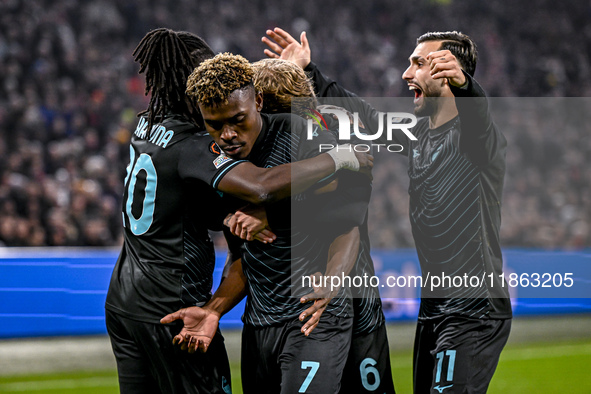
[105,29,370,394]
[264,27,512,394]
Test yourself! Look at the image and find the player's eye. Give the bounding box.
[232,115,246,124]
[206,120,223,130]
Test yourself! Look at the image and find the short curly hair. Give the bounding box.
[251,59,317,116]
[186,52,254,106]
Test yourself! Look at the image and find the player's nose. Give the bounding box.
[402,66,413,81]
[220,125,237,141]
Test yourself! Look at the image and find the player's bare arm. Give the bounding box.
[217,149,372,205]
[161,258,247,353]
[262,27,311,69]
[300,226,360,336]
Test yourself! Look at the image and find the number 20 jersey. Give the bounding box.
[105,114,244,323]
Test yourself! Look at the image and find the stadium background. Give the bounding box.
[0,0,590,393]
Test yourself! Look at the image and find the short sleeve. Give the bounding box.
[178,134,247,189]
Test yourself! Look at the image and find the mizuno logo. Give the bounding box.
[432,145,442,161]
[433,384,453,393]
[222,376,232,394]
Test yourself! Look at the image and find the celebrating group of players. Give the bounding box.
[105,25,511,394]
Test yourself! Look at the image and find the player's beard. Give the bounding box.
[414,96,438,117]
[413,81,445,117]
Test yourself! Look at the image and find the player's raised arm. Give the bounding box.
[262,27,311,69]
[427,49,504,167]
[262,27,404,149]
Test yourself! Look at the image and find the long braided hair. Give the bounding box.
[132,28,214,135]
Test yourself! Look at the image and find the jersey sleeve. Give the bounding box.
[178,135,247,189]
[450,72,507,168]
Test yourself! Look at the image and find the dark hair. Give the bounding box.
[132,28,214,133]
[417,31,478,76]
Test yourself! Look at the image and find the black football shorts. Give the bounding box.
[106,309,232,394]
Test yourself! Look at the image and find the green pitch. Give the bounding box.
[0,339,588,393]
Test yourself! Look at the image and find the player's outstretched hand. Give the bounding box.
[225,205,276,243]
[426,49,467,87]
[262,27,311,69]
[160,306,220,353]
[355,150,374,181]
[299,272,335,336]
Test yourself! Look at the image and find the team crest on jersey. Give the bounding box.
[213,153,232,169]
[209,141,221,155]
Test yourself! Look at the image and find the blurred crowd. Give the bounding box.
[0,0,589,249]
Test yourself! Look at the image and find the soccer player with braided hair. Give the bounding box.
[106,29,372,394]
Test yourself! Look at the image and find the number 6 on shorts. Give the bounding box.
[360,357,381,391]
[299,361,320,393]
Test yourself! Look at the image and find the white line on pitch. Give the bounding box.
[389,343,591,369]
[0,376,117,392]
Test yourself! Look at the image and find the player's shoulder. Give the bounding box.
[160,113,200,133]
[411,116,430,137]
[181,132,221,156]
[265,112,307,133]
[131,113,201,147]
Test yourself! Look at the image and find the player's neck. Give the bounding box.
[429,99,458,129]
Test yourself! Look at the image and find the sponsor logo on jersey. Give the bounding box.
[213,153,232,169]
[209,141,222,155]
[304,107,328,131]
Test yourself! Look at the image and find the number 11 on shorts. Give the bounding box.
[434,350,456,392]
[299,361,320,393]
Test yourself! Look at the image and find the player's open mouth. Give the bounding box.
[409,85,423,104]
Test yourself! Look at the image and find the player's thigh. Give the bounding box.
[107,310,232,394]
[145,322,232,394]
[241,324,282,394]
[428,318,511,394]
[105,310,159,394]
[280,314,352,394]
[341,324,396,394]
[413,320,437,394]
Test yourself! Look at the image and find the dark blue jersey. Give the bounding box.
[239,113,353,327]
[106,114,244,323]
[307,63,511,320]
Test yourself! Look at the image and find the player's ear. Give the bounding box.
[255,90,263,112]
